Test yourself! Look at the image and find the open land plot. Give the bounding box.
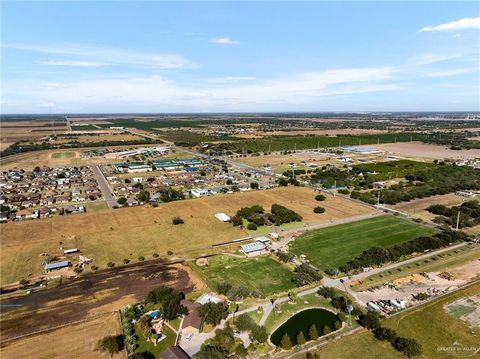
[390,193,467,222]
[0,261,195,341]
[368,142,480,160]
[0,312,122,359]
[51,133,146,144]
[289,215,437,271]
[303,281,480,359]
[0,186,374,283]
[383,281,480,358]
[351,244,480,291]
[190,255,296,296]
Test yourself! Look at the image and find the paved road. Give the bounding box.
[90,165,117,208]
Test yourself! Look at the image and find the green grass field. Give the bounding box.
[289,215,437,271]
[51,151,76,159]
[190,255,296,296]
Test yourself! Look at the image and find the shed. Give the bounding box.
[255,236,270,243]
[214,213,231,222]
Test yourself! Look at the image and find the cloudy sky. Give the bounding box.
[1,1,479,114]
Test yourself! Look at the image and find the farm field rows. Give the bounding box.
[289,215,437,271]
[190,255,296,296]
[0,186,374,283]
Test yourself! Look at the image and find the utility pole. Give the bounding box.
[333,180,337,197]
[456,211,460,230]
[377,191,380,207]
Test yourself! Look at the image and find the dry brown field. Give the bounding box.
[0,186,374,284]
[390,193,466,221]
[51,133,144,144]
[367,142,480,160]
[0,313,122,359]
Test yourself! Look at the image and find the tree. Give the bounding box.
[334,320,342,330]
[138,256,145,261]
[280,333,293,350]
[96,335,123,357]
[297,331,306,345]
[308,324,319,340]
[313,206,325,214]
[226,179,233,185]
[117,197,127,205]
[250,181,259,189]
[146,286,187,320]
[373,327,397,342]
[196,345,228,359]
[247,222,258,230]
[322,325,332,335]
[172,216,184,225]
[394,337,422,358]
[123,258,130,264]
[251,325,268,343]
[136,191,150,202]
[199,302,229,326]
[128,352,155,359]
[359,311,381,330]
[315,194,326,201]
[107,262,115,268]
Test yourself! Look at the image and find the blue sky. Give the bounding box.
[1,1,479,113]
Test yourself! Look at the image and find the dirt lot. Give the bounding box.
[0,312,122,359]
[0,260,195,341]
[0,186,374,283]
[368,142,480,160]
[390,193,466,221]
[356,258,480,305]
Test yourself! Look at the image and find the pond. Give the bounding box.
[270,308,339,346]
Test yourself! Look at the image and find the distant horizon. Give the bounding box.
[1,110,480,117]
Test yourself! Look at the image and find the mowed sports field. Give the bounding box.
[0,186,374,284]
[289,215,437,270]
[191,255,296,296]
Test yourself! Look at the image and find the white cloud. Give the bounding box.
[38,60,109,67]
[424,67,478,77]
[4,43,196,69]
[1,66,401,112]
[209,37,240,45]
[206,76,256,83]
[419,17,480,32]
[411,54,462,66]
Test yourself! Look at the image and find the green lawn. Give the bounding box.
[190,255,296,296]
[51,151,76,158]
[135,323,176,357]
[289,215,436,271]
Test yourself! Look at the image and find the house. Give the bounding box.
[180,300,201,335]
[240,242,266,256]
[161,346,191,359]
[191,188,209,198]
[15,209,36,220]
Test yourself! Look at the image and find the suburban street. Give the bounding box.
[90,165,118,208]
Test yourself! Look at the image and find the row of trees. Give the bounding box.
[358,312,422,358]
[337,230,469,274]
[428,200,480,229]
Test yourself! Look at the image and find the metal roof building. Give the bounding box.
[240,242,266,255]
[44,261,71,272]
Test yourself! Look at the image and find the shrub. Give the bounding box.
[107,262,115,268]
[138,256,145,261]
[152,253,159,258]
[247,222,258,231]
[313,206,325,214]
[97,335,124,356]
[123,259,131,264]
[315,194,326,201]
[172,216,184,225]
[91,265,99,271]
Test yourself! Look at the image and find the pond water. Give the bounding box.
[270,308,338,346]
